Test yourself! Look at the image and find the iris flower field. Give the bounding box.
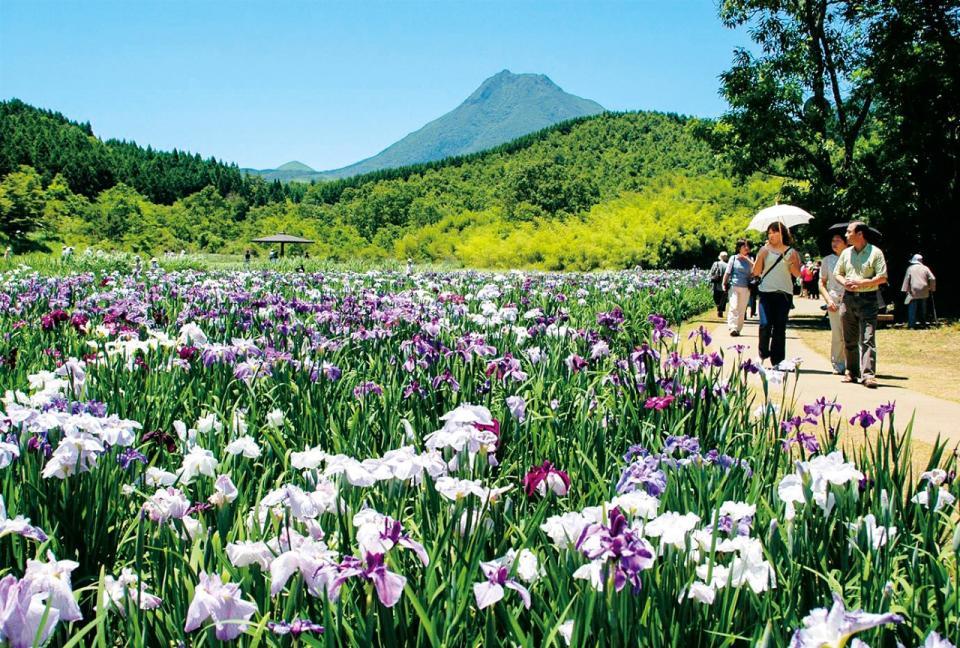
[0,261,957,647]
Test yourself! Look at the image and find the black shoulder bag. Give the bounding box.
[750,247,792,290]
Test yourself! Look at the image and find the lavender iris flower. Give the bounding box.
[473,561,531,610]
[617,456,667,497]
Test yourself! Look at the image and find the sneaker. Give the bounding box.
[862,377,878,389]
[730,330,740,337]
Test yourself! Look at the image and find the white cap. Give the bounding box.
[910,254,923,264]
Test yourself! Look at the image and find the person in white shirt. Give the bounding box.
[819,233,848,374]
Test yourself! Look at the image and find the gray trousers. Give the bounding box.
[841,292,878,379]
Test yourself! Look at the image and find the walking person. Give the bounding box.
[709,251,729,318]
[752,222,802,367]
[834,221,888,388]
[723,239,754,336]
[819,233,848,375]
[809,261,821,299]
[901,254,936,329]
[800,254,814,298]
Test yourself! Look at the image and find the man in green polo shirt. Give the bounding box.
[833,221,888,388]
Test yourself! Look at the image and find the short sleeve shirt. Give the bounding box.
[726,256,752,288]
[834,244,887,293]
[821,253,844,298]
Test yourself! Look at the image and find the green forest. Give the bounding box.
[0,100,779,270]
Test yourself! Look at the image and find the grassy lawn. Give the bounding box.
[795,314,960,403]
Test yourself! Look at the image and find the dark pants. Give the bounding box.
[907,298,928,328]
[758,292,791,365]
[748,288,758,317]
[713,287,727,316]
[841,292,878,380]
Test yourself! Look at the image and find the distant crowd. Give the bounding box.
[709,221,937,390]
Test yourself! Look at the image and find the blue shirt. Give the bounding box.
[726,256,753,288]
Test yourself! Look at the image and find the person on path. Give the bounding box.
[244,249,252,267]
[809,261,821,299]
[709,252,729,318]
[800,254,815,298]
[819,233,848,375]
[723,239,754,336]
[752,222,802,367]
[901,254,936,329]
[834,221,888,388]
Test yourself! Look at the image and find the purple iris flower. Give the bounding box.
[596,306,625,331]
[267,619,324,637]
[473,561,531,610]
[575,507,656,594]
[623,444,650,462]
[430,369,460,393]
[686,325,712,347]
[565,354,587,374]
[803,397,841,417]
[616,456,667,497]
[875,401,895,421]
[353,382,383,400]
[647,314,675,343]
[322,362,342,381]
[116,447,148,470]
[782,432,820,454]
[663,435,700,456]
[330,553,406,608]
[849,410,877,429]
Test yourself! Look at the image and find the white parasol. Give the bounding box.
[747,204,814,232]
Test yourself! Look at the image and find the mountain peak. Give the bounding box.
[246,72,604,181]
[276,160,314,172]
[316,71,604,178]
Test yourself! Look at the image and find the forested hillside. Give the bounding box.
[0,100,781,269]
[0,100,303,205]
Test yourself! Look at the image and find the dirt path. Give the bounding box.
[699,296,960,449]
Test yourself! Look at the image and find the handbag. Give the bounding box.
[750,246,791,290]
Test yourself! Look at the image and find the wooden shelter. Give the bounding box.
[251,233,314,258]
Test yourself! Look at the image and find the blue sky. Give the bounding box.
[0,1,751,170]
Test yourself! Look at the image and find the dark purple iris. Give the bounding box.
[117,447,148,470]
[267,619,324,638]
[849,410,877,429]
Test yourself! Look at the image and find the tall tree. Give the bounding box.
[0,165,47,250]
[864,0,960,310]
[715,0,878,227]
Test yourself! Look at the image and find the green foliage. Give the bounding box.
[3,104,776,268]
[0,165,48,250]
[397,175,781,270]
